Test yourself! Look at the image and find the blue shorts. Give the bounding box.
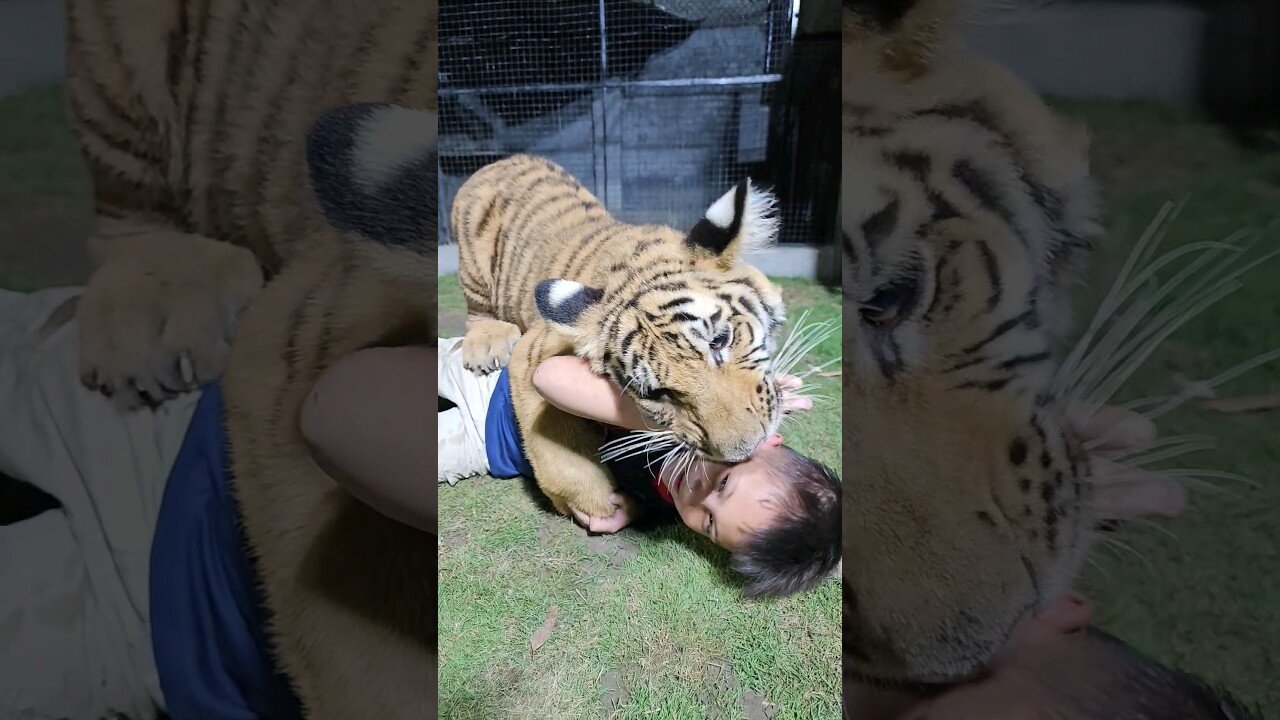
[149,384,304,720]
[484,367,535,479]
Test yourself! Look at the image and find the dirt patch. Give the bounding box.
[598,670,624,716]
[580,531,640,581]
[707,659,741,695]
[740,690,778,720]
[536,517,579,546]
[702,659,742,718]
[701,661,777,720]
[584,532,639,566]
[439,527,468,552]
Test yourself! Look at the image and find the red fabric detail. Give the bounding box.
[653,475,675,505]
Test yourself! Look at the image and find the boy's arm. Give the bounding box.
[300,346,436,533]
[532,356,653,533]
[534,356,814,428]
[532,355,652,431]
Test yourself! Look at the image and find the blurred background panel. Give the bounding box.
[964,0,1280,133]
[962,0,1280,714]
[0,0,92,289]
[437,0,841,279]
[0,0,64,97]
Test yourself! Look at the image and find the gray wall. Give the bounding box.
[0,0,64,99]
[963,1,1207,105]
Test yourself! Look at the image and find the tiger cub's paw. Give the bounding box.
[549,484,617,523]
[78,238,263,407]
[461,319,521,375]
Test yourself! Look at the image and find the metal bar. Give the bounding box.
[440,74,785,97]
[765,0,776,73]
[597,0,609,81]
[597,0,609,200]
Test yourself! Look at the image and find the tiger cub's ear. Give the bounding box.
[535,279,604,336]
[685,179,780,268]
[305,103,438,251]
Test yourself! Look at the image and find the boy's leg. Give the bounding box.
[0,287,199,718]
[438,407,490,484]
[437,336,500,482]
[0,512,133,719]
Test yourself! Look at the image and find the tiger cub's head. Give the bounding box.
[535,181,788,464]
[841,0,1106,687]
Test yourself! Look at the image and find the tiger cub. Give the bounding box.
[841,0,1107,686]
[451,155,788,518]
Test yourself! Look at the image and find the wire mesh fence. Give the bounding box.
[438,0,837,247]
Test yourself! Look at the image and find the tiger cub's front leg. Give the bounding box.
[508,328,616,518]
[78,217,264,406]
[462,317,522,374]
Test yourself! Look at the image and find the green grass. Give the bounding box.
[437,275,842,719]
[0,85,87,203]
[0,85,91,288]
[1053,98,1280,714]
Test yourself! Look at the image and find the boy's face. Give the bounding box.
[664,434,788,551]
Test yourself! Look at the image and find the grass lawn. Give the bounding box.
[1055,98,1280,714]
[437,275,842,719]
[0,85,91,288]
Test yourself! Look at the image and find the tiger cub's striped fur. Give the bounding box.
[67,1,439,717]
[66,0,438,407]
[452,155,787,518]
[841,0,1104,686]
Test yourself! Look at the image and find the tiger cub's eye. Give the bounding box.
[639,386,676,403]
[709,329,731,351]
[861,273,922,329]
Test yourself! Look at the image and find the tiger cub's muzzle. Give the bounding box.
[665,367,781,463]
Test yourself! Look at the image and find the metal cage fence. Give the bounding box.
[438,0,834,246]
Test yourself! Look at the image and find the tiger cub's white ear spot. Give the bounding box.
[535,279,604,328]
[705,186,737,229]
[306,103,437,249]
[351,106,439,193]
[686,178,780,260]
[546,279,580,306]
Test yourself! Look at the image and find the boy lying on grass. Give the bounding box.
[301,336,842,598]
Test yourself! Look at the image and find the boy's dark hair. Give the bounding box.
[731,445,841,598]
[1064,628,1265,720]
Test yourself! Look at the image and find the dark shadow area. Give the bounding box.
[0,469,61,525]
[765,0,842,285]
[1199,0,1280,144]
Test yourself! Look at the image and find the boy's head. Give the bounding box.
[846,592,1263,720]
[666,434,841,598]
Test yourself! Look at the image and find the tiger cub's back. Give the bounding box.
[451,155,684,331]
[65,0,438,269]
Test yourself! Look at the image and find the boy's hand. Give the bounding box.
[1068,403,1156,455]
[1068,404,1186,520]
[778,374,813,414]
[570,492,639,533]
